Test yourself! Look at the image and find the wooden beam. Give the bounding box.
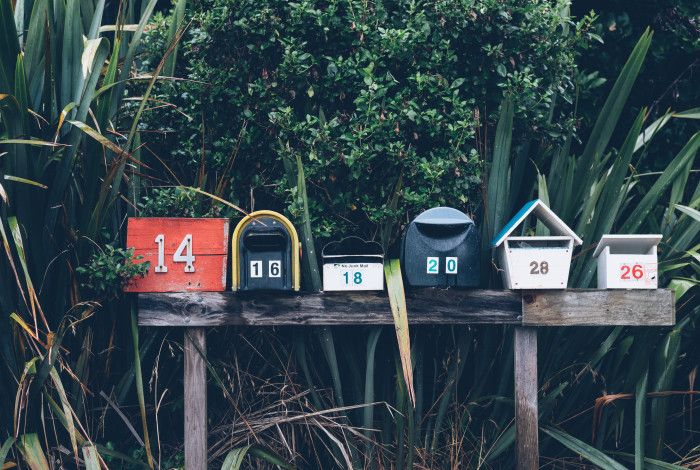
[521,289,675,326]
[139,289,674,327]
[184,328,207,470]
[139,289,522,326]
[514,327,539,470]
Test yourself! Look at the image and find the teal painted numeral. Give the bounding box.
[354,272,363,284]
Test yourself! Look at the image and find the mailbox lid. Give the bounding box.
[593,234,662,258]
[125,217,229,292]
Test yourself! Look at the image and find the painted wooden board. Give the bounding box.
[522,289,674,326]
[138,289,522,326]
[125,218,229,292]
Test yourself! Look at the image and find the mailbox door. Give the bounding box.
[238,218,292,290]
[601,253,658,289]
[323,257,384,291]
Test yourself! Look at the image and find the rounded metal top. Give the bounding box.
[413,207,474,226]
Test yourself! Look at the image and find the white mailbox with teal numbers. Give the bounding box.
[492,199,582,289]
[322,237,384,291]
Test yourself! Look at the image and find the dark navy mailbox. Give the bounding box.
[231,210,301,292]
[400,207,479,287]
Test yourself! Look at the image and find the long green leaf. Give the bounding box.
[82,445,100,470]
[221,446,251,470]
[635,369,648,470]
[543,426,627,470]
[0,437,15,470]
[621,132,700,234]
[384,259,415,406]
[17,434,49,470]
[573,29,652,203]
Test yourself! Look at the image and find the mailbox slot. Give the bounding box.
[243,230,287,251]
[400,207,480,288]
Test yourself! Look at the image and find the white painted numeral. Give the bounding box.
[250,260,263,278]
[154,234,167,273]
[173,234,195,272]
[269,260,281,278]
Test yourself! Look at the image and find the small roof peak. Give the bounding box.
[491,199,582,247]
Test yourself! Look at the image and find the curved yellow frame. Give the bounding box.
[231,210,301,291]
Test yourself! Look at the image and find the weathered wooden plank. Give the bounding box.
[138,290,522,326]
[522,289,674,326]
[514,327,539,470]
[184,328,207,470]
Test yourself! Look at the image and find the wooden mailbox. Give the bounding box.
[492,199,582,289]
[124,218,230,292]
[322,237,384,291]
[593,234,661,289]
[231,210,301,292]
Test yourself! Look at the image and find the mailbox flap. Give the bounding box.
[243,229,288,251]
[322,236,384,260]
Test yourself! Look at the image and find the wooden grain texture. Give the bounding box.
[138,289,522,326]
[184,328,207,470]
[514,327,539,470]
[522,289,674,326]
[125,218,229,293]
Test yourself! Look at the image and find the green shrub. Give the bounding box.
[143,0,595,243]
[76,246,150,298]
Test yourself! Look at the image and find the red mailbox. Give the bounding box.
[124,218,229,292]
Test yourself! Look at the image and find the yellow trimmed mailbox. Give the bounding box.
[231,210,301,291]
[492,199,582,289]
[593,234,661,289]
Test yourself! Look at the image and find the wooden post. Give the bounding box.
[514,326,539,469]
[184,327,207,470]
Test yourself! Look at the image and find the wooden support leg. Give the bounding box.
[184,327,207,470]
[514,326,539,469]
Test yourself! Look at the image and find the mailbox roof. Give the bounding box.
[491,199,583,247]
[593,234,662,258]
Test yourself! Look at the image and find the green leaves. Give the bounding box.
[16,434,49,470]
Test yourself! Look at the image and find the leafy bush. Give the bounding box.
[139,186,221,217]
[143,0,595,243]
[77,246,150,298]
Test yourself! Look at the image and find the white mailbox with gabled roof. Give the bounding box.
[593,234,661,289]
[492,199,582,289]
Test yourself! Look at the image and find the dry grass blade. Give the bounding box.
[384,259,415,406]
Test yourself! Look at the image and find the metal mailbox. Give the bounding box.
[593,234,661,289]
[322,237,384,291]
[492,199,582,289]
[400,207,480,287]
[231,210,301,292]
[124,217,229,292]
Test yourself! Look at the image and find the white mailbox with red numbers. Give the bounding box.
[593,234,661,289]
